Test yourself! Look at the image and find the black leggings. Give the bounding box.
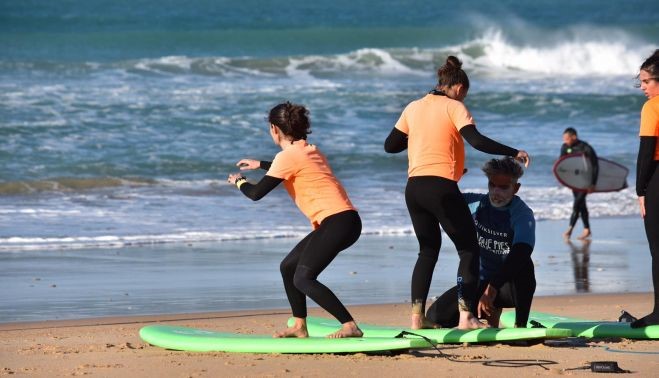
[570,190,590,229]
[405,176,480,313]
[279,210,361,324]
[645,166,659,314]
[426,256,536,328]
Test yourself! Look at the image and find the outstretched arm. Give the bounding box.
[237,159,272,171]
[227,174,283,201]
[460,125,530,167]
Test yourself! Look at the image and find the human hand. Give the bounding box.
[639,196,646,218]
[587,185,596,194]
[227,173,245,185]
[236,159,260,171]
[477,285,498,318]
[515,150,531,168]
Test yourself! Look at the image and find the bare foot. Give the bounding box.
[411,313,439,330]
[327,321,363,339]
[457,311,489,330]
[273,317,308,338]
[563,227,573,240]
[577,228,592,240]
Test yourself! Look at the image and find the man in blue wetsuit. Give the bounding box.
[560,127,598,240]
[426,157,536,328]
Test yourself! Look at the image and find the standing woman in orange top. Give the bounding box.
[632,49,659,328]
[385,56,530,330]
[228,102,363,338]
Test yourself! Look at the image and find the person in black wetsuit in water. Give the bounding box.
[560,127,598,240]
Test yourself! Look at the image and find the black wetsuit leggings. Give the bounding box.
[405,176,480,313]
[570,190,590,229]
[425,257,536,328]
[279,210,361,324]
[645,166,659,315]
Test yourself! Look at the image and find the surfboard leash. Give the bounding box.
[394,330,558,370]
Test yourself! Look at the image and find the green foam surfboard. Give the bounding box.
[499,311,659,339]
[139,324,427,353]
[294,316,571,344]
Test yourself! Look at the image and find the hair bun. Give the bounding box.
[446,56,462,69]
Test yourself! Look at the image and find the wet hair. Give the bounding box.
[482,157,524,180]
[268,102,311,141]
[563,127,577,136]
[437,56,469,90]
[640,49,659,77]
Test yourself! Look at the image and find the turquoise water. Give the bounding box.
[1,1,656,250]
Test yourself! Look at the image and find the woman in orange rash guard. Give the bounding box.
[385,56,530,330]
[631,49,659,328]
[228,102,362,338]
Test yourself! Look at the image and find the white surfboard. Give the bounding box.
[553,153,628,192]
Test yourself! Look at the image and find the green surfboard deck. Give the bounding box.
[139,325,427,353]
[294,316,571,344]
[499,311,659,339]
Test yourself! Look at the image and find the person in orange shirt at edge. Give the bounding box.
[385,56,530,330]
[632,49,659,328]
[228,102,363,338]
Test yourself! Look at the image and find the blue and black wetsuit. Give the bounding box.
[426,193,536,328]
[560,140,599,229]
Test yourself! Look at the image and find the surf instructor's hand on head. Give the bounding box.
[515,150,531,168]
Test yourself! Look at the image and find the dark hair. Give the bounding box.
[437,56,469,90]
[640,49,659,77]
[563,127,577,136]
[268,102,311,141]
[482,157,524,180]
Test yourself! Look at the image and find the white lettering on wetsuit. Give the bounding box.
[474,218,510,255]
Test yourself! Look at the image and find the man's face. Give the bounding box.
[562,133,577,147]
[487,174,520,208]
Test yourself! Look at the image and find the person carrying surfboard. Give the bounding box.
[425,157,536,328]
[632,49,659,328]
[560,127,598,240]
[227,102,363,339]
[384,56,530,330]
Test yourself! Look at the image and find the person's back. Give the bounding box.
[401,93,469,180]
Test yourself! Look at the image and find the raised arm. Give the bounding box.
[460,125,530,167]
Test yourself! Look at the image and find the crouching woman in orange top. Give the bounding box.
[385,56,530,330]
[228,102,362,338]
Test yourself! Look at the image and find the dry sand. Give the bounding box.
[1,293,658,377]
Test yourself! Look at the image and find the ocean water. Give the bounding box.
[1,1,656,251]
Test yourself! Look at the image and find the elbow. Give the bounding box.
[384,144,397,154]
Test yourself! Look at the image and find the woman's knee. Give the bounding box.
[293,265,316,292]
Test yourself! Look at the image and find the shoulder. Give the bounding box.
[509,196,535,221]
[642,96,659,116]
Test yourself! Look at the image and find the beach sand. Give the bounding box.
[1,293,658,377]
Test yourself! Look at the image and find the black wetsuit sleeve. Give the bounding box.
[584,143,599,186]
[636,136,658,196]
[239,175,283,201]
[490,243,533,290]
[384,127,408,153]
[560,144,568,157]
[460,125,519,156]
[260,161,272,170]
